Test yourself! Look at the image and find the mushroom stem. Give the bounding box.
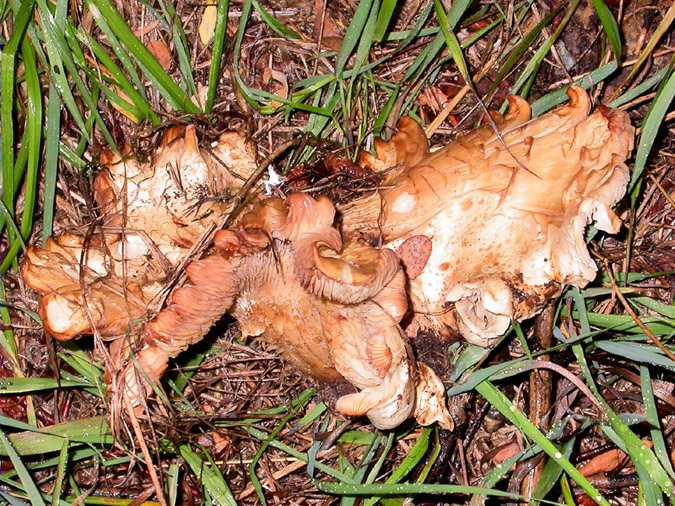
[120,254,240,406]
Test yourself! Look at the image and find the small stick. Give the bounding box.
[124,394,168,506]
[521,304,554,502]
[457,437,470,486]
[605,261,675,362]
[424,85,470,137]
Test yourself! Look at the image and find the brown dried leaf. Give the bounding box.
[199,4,218,45]
[579,439,652,476]
[147,39,172,71]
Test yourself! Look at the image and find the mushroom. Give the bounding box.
[21,234,147,340]
[118,253,241,405]
[94,125,257,282]
[22,126,257,340]
[121,194,453,430]
[342,86,634,346]
[236,195,453,429]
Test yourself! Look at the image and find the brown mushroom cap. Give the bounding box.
[233,243,343,382]
[415,363,454,429]
[322,302,416,429]
[22,236,146,340]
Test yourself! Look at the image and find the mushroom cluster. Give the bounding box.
[23,87,634,430]
[117,192,452,429]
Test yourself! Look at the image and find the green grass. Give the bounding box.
[0,0,674,504]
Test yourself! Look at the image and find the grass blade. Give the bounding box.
[1,0,34,217]
[0,277,18,361]
[81,0,147,97]
[633,296,675,319]
[18,38,41,244]
[530,61,618,116]
[335,0,373,77]
[231,0,332,115]
[486,6,560,99]
[77,29,156,123]
[252,0,300,40]
[35,0,116,149]
[364,432,394,484]
[244,425,354,482]
[596,341,675,373]
[316,481,522,500]
[434,0,469,80]
[640,366,675,479]
[617,2,675,94]
[362,428,431,506]
[475,380,610,506]
[628,66,675,202]
[0,429,46,505]
[571,288,675,498]
[566,308,674,335]
[0,416,112,456]
[340,434,383,506]
[35,14,89,143]
[1,37,41,272]
[530,437,576,505]
[590,0,622,62]
[509,0,581,100]
[88,0,200,113]
[373,0,397,42]
[155,0,198,99]
[609,65,669,108]
[352,0,380,73]
[40,83,61,243]
[248,388,314,505]
[205,0,229,112]
[166,462,180,506]
[179,444,236,506]
[51,438,69,506]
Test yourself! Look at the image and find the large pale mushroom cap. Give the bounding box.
[349,87,634,346]
[94,126,257,271]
